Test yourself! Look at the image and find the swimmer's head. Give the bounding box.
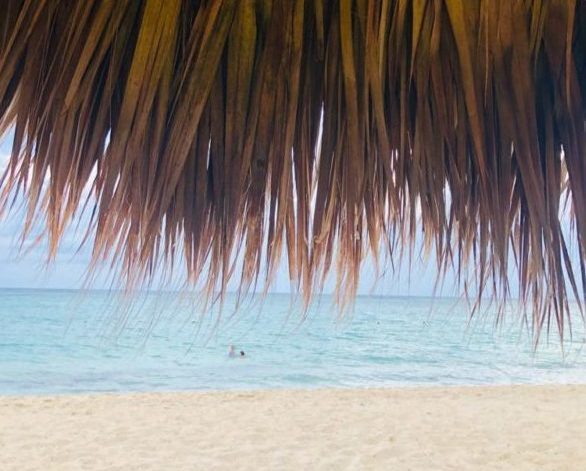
[240,350,245,356]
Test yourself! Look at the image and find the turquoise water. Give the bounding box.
[1,289,585,395]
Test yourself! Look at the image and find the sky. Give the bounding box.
[0,133,456,296]
[0,135,97,290]
[3,132,579,300]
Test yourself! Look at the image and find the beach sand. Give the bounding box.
[1,385,585,470]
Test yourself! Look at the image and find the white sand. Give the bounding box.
[1,385,585,470]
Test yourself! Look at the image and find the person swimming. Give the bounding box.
[228,345,246,358]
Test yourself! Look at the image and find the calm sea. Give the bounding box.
[1,289,585,395]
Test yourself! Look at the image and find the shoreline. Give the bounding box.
[2,380,586,398]
[2,384,585,470]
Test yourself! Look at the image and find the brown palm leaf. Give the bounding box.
[0,0,584,343]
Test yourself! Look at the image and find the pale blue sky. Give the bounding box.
[0,132,515,298]
[8,125,575,300]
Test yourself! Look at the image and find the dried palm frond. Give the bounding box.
[0,0,585,342]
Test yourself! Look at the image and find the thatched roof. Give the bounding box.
[0,1,585,339]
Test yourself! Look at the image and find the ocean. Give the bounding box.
[1,289,585,395]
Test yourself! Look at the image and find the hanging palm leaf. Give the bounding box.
[0,0,584,343]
